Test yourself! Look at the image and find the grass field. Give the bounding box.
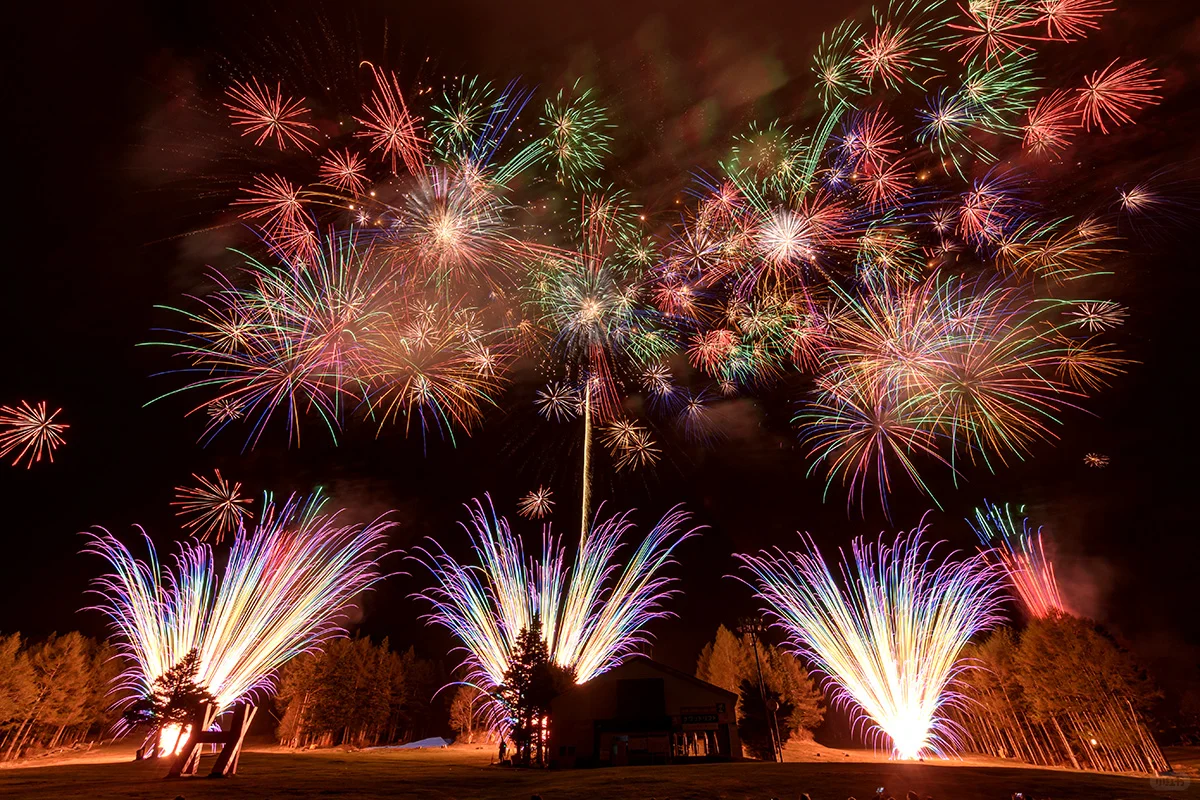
[1,741,1196,799]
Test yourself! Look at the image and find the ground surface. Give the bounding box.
[1,740,1196,799]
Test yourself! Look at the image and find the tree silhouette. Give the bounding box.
[499,614,574,766]
[124,649,215,731]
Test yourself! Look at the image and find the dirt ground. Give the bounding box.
[1,739,1196,799]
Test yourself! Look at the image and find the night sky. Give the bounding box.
[4,0,1200,731]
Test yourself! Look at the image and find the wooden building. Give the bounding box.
[548,657,741,768]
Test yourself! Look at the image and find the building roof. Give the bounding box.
[559,656,738,700]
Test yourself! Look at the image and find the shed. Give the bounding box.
[548,656,741,768]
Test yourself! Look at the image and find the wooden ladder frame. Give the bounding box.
[167,702,257,778]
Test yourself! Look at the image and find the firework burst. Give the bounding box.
[224,77,320,151]
[0,401,68,468]
[171,469,254,543]
[414,496,698,729]
[84,493,393,740]
[517,487,555,519]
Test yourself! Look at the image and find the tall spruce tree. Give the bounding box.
[499,614,574,766]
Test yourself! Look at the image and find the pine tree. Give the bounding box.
[499,614,574,766]
[124,649,215,732]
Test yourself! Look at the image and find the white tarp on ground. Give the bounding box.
[365,737,450,750]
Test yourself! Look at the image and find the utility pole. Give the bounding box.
[738,617,783,763]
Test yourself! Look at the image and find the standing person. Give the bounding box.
[498,737,508,764]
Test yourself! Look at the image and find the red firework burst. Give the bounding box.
[1077,59,1163,134]
[355,65,428,176]
[0,401,68,468]
[317,149,369,195]
[1024,89,1082,155]
[224,77,320,151]
[1037,0,1114,41]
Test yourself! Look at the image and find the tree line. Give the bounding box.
[2,619,1191,771]
[955,613,1169,774]
[0,632,120,762]
[274,637,449,748]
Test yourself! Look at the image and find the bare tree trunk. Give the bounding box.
[1051,716,1080,770]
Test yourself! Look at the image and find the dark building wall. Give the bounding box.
[549,658,741,768]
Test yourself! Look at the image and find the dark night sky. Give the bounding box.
[3,0,1200,725]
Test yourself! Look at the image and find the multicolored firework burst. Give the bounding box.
[152,232,514,448]
[648,0,1153,514]
[738,521,1005,760]
[171,469,254,543]
[969,500,1067,618]
[0,401,68,468]
[414,496,698,730]
[144,0,1166,514]
[84,493,392,748]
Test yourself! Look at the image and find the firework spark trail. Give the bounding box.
[1077,59,1164,133]
[738,521,1005,759]
[413,496,698,728]
[84,493,393,721]
[969,500,1066,618]
[0,401,68,468]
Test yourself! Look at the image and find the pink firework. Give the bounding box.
[958,175,1015,242]
[317,149,369,195]
[0,401,68,468]
[1076,59,1163,134]
[224,77,320,151]
[842,109,904,171]
[355,65,427,176]
[234,174,307,235]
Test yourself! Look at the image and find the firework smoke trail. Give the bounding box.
[84,493,393,723]
[0,401,68,468]
[969,500,1066,618]
[738,521,1005,759]
[413,496,698,728]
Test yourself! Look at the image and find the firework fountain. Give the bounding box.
[738,521,1005,759]
[85,493,392,753]
[414,495,698,730]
